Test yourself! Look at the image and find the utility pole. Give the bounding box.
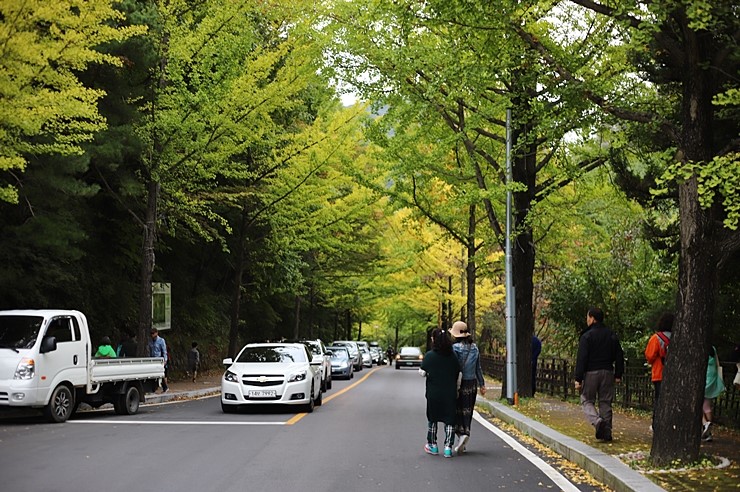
[505,108,518,405]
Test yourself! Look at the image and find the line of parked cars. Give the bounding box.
[220,338,388,414]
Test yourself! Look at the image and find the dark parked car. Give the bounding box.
[326,345,354,380]
[395,346,423,369]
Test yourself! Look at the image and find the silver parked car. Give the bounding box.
[332,340,363,371]
[326,345,354,379]
[356,341,373,367]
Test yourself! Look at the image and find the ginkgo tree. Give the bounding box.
[129,0,345,352]
[0,0,145,203]
[325,0,614,396]
[496,0,739,466]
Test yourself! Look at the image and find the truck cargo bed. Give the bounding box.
[90,357,165,384]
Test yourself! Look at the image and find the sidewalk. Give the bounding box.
[478,387,740,492]
[143,372,222,404]
[148,375,739,492]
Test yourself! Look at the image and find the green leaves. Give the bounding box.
[0,0,146,203]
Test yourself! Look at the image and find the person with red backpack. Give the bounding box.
[644,312,674,432]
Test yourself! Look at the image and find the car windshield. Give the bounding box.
[236,346,307,363]
[303,342,321,355]
[334,342,357,355]
[0,315,44,350]
[400,347,421,356]
[328,349,348,360]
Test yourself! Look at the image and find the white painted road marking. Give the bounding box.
[474,411,581,492]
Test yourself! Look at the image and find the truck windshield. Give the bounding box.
[0,315,44,350]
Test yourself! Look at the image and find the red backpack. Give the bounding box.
[656,331,671,361]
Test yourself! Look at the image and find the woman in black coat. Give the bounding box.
[420,328,460,458]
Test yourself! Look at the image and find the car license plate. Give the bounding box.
[405,361,413,365]
[248,390,276,398]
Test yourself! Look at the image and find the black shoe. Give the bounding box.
[595,419,607,440]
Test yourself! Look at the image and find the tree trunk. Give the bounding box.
[466,204,477,337]
[345,309,351,339]
[357,319,362,340]
[652,177,716,465]
[293,295,301,339]
[447,276,453,330]
[511,100,538,398]
[651,23,717,465]
[308,284,315,338]
[137,180,159,356]
[228,208,249,358]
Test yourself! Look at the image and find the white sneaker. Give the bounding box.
[701,422,711,439]
[454,434,469,454]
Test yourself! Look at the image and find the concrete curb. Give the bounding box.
[143,387,219,405]
[477,398,666,492]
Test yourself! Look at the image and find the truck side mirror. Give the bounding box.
[40,336,57,354]
[222,358,233,366]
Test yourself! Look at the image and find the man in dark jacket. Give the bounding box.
[574,307,624,441]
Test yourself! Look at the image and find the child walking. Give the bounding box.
[188,342,201,383]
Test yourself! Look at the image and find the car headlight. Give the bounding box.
[14,357,35,380]
[224,370,238,383]
[288,370,307,382]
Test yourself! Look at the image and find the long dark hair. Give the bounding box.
[432,329,453,355]
[655,312,674,332]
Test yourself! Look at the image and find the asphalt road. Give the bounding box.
[0,366,594,492]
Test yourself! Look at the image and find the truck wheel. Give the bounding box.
[114,386,141,415]
[43,385,74,423]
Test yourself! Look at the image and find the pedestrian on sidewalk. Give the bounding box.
[702,345,726,442]
[644,312,673,432]
[450,321,485,456]
[149,328,169,393]
[574,307,624,442]
[188,341,200,382]
[420,328,460,458]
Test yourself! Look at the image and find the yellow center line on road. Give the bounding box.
[286,365,384,425]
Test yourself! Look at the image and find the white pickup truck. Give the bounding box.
[0,309,165,422]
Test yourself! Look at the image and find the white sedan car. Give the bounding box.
[221,343,322,413]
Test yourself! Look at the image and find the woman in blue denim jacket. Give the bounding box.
[450,321,486,455]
